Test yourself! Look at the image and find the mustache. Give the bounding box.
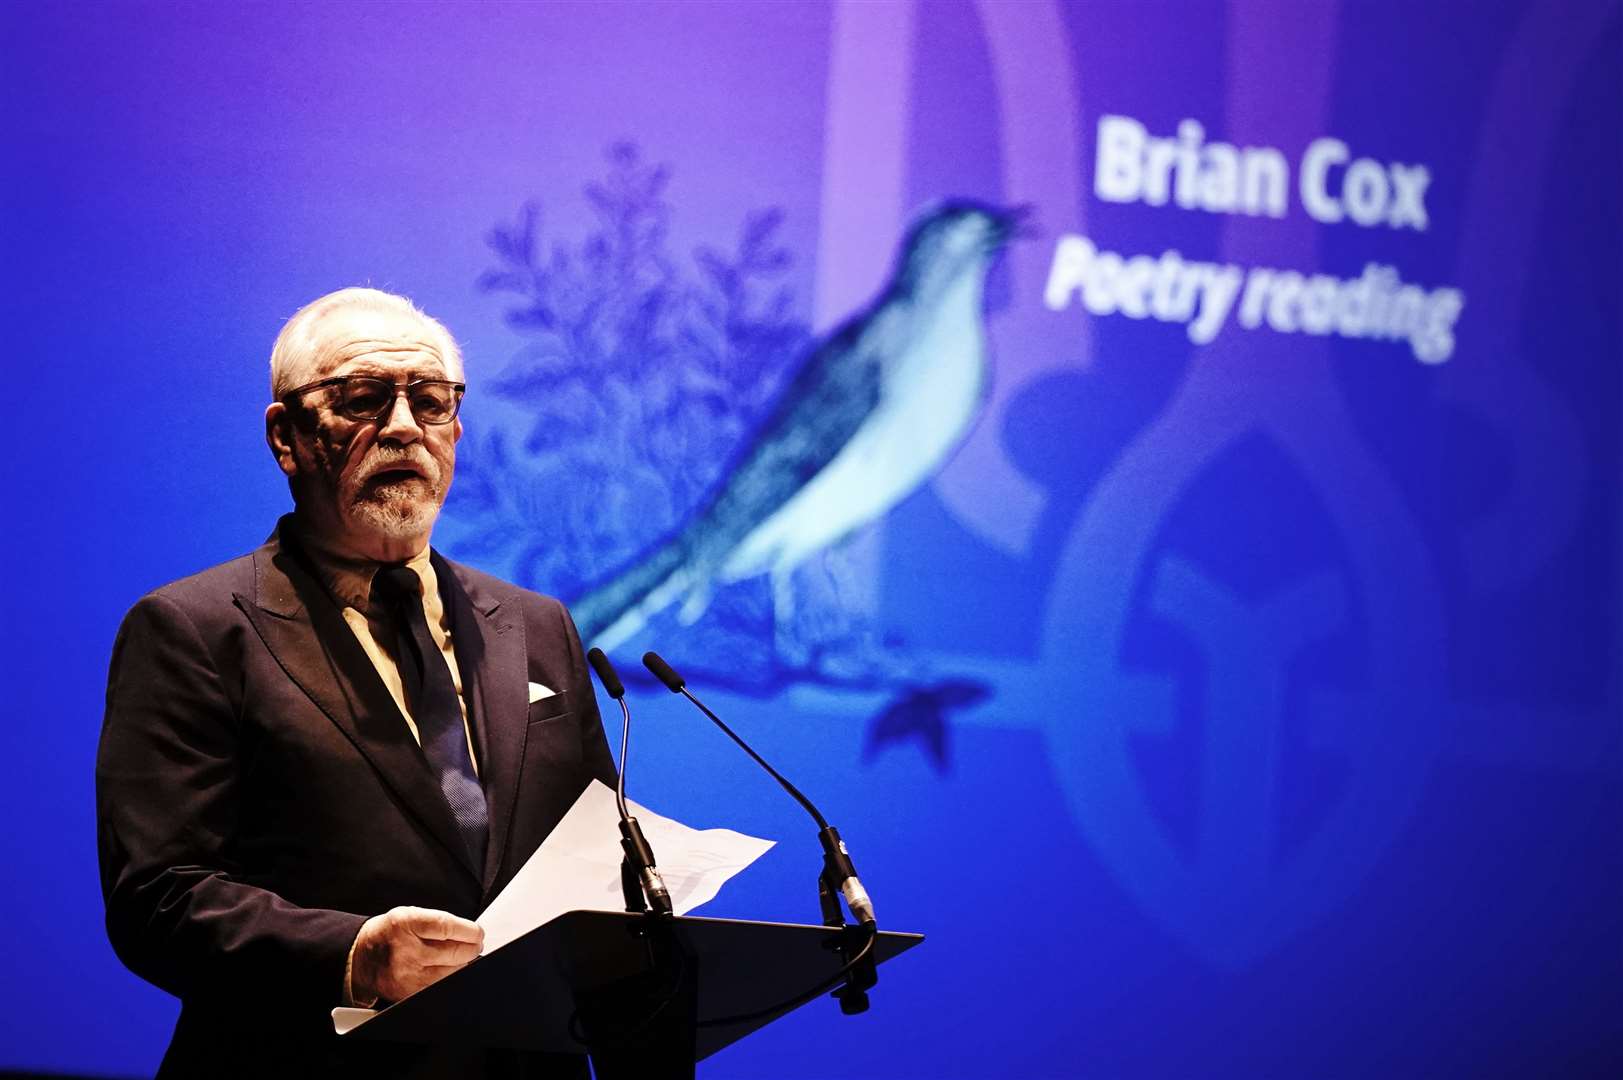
[357,446,439,487]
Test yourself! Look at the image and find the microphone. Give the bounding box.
[641,651,875,926]
[587,648,672,916]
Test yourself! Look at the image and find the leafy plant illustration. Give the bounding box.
[443,142,820,679]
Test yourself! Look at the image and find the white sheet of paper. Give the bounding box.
[477,779,775,954]
[333,781,774,1033]
[332,1007,376,1035]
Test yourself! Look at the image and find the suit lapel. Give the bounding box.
[437,553,529,894]
[235,533,481,882]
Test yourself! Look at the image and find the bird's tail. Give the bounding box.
[567,536,699,652]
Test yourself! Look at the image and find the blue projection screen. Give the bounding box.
[4,1,1621,1076]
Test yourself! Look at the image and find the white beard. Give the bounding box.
[346,477,443,540]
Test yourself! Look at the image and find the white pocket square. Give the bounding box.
[527,681,556,703]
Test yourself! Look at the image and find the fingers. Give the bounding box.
[396,907,484,966]
[388,907,484,969]
[351,906,486,1005]
[415,935,483,967]
[396,906,484,946]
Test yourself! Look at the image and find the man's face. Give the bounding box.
[269,306,462,561]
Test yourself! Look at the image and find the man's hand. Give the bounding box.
[349,906,484,1006]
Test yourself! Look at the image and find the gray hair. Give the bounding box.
[269,287,464,398]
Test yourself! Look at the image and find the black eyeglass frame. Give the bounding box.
[279,375,467,425]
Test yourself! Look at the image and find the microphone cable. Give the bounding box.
[697,922,879,1028]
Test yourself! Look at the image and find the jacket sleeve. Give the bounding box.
[559,600,620,791]
[96,591,367,1011]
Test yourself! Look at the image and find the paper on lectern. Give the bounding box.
[476,779,776,954]
[334,780,774,1034]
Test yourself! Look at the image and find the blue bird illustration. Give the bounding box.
[571,201,1023,650]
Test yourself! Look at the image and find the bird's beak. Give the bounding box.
[996,204,1037,243]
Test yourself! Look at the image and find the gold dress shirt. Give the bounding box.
[296,537,481,1007]
[305,544,480,776]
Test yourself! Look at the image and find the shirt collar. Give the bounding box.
[287,520,438,614]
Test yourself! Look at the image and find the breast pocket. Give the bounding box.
[526,689,574,727]
[522,691,582,769]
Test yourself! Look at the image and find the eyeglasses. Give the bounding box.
[281,375,466,425]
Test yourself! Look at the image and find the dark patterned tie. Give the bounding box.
[372,565,489,873]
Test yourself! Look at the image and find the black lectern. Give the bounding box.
[344,910,923,1077]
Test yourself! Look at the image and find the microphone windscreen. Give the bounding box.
[587,647,625,700]
[642,651,685,692]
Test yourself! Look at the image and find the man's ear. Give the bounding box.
[265,402,298,478]
[453,416,463,444]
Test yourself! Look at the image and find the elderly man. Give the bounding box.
[97,288,616,1078]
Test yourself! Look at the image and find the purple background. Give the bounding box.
[4,1,1621,1076]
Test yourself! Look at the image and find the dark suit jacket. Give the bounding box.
[96,521,617,1078]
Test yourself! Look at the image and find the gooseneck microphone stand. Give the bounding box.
[641,651,880,1014]
[588,647,672,916]
[582,648,691,1080]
